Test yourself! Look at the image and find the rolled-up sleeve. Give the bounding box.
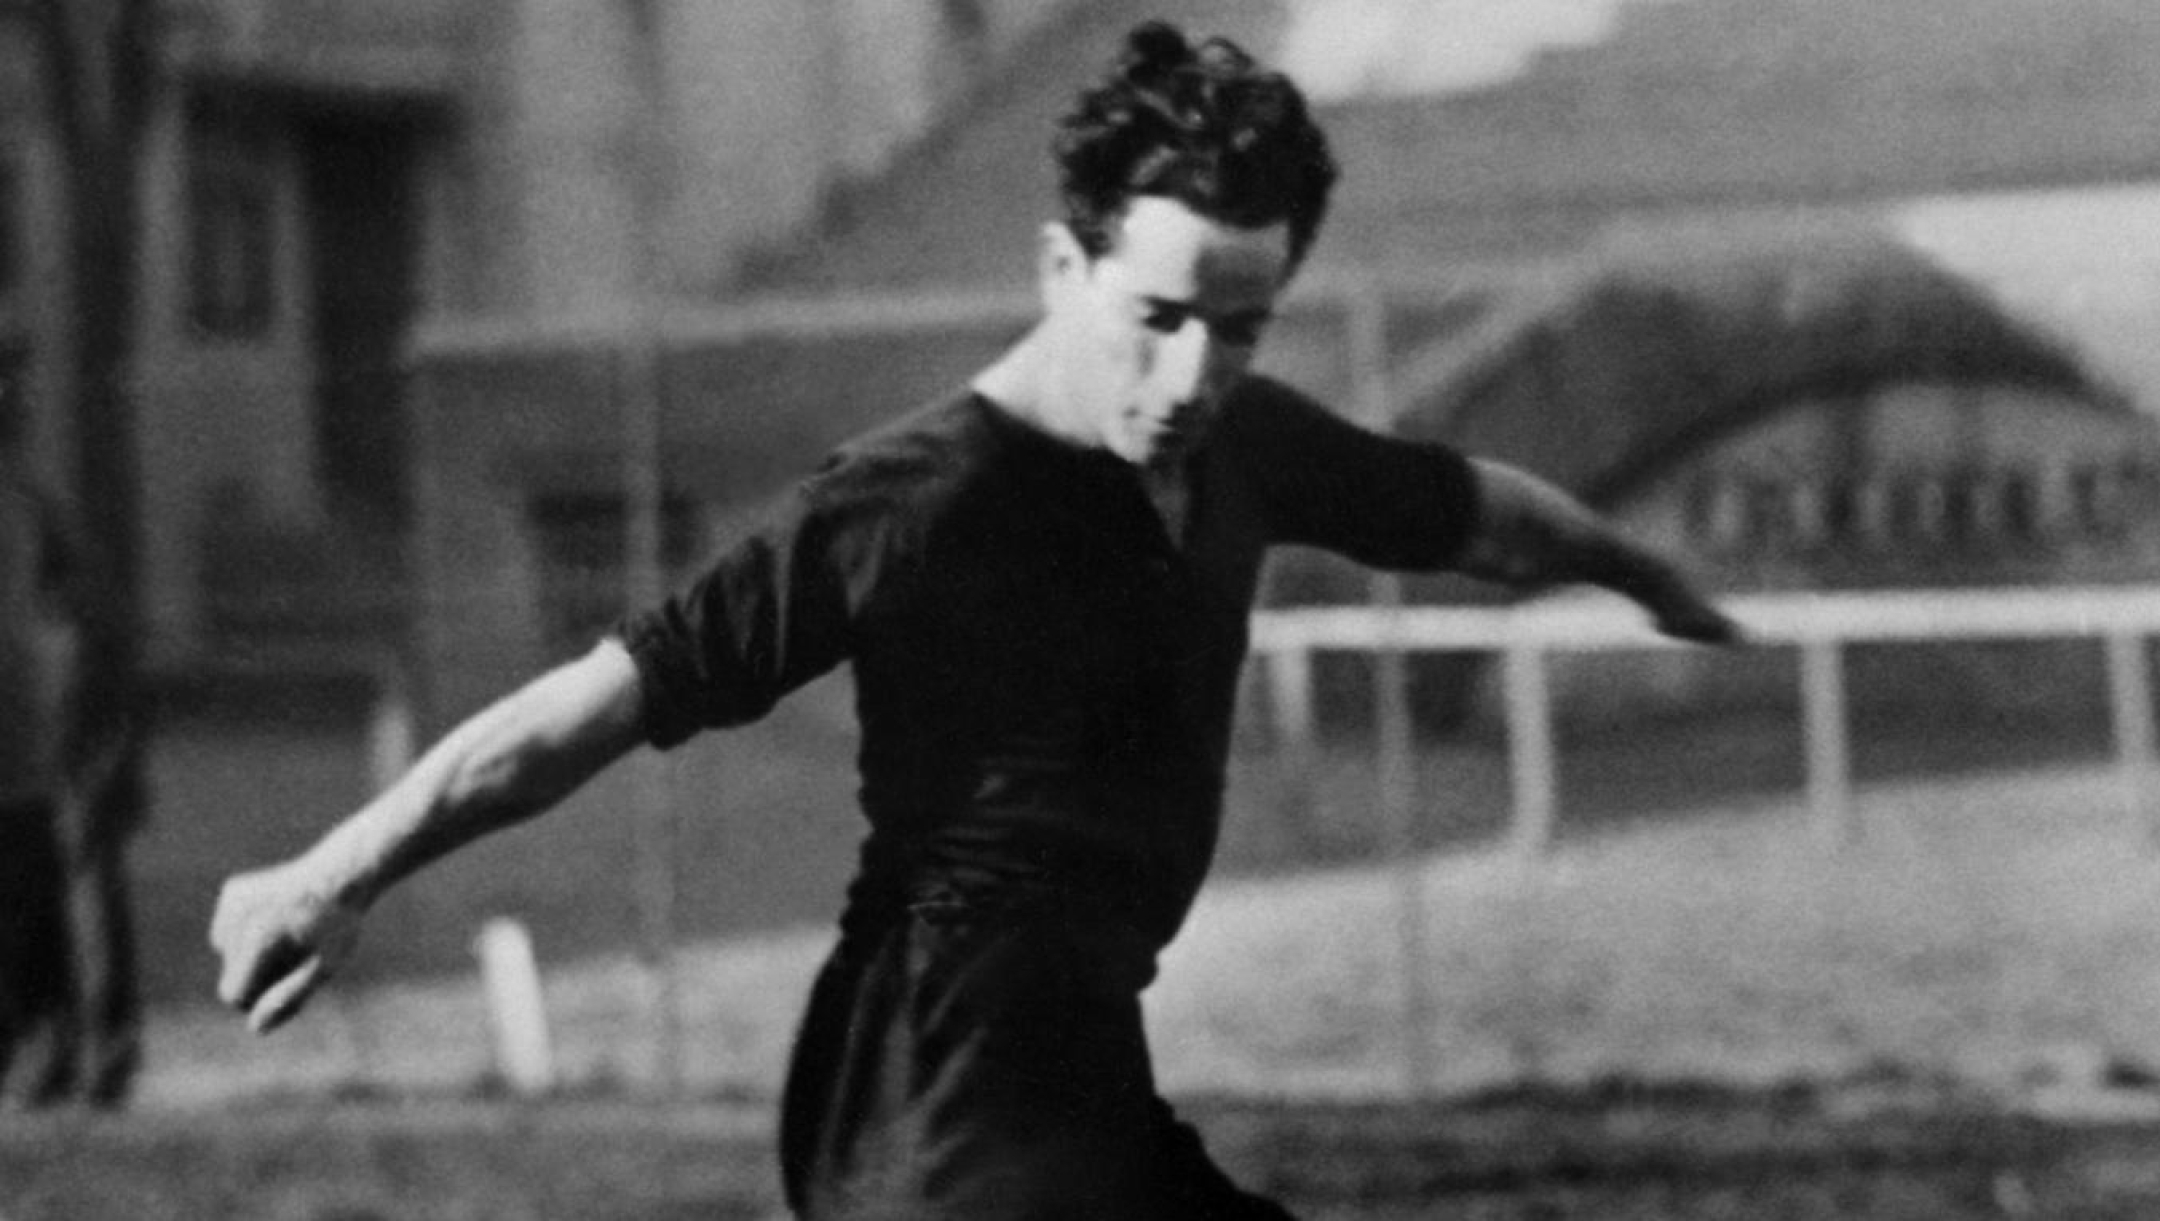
[614,467,896,749]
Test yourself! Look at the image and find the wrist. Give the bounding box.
[1574,533,1668,603]
[295,832,382,913]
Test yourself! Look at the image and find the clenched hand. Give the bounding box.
[209,860,365,1034]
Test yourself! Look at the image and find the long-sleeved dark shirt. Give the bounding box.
[618,375,1479,948]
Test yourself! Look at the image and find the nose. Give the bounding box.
[1156,318,1235,408]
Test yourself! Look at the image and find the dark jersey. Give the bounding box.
[617,376,1478,948]
[618,376,1478,1219]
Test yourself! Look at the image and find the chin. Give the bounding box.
[1108,433,1161,467]
[1115,420,1201,467]
[1127,442,1182,470]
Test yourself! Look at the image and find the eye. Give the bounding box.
[1139,302,1189,334]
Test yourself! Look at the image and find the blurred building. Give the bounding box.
[0,0,1063,671]
[10,0,2160,729]
[407,0,2160,727]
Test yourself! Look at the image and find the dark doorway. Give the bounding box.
[301,118,420,527]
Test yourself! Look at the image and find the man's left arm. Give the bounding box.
[1458,457,1741,645]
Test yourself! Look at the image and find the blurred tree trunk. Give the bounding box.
[22,0,162,1106]
[36,0,157,678]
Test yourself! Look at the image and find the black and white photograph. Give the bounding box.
[8,1,2160,1217]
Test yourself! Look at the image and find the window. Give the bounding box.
[1686,475,1750,553]
[1743,477,1794,548]
[1889,474,1949,544]
[1821,479,1862,546]
[1784,480,1829,549]
[186,118,277,339]
[1940,469,1982,545]
[1997,471,2040,543]
[2069,463,2127,538]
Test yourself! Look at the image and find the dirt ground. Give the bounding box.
[7,1087,2160,1220]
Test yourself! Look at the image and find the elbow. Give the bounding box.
[426,646,643,825]
[437,723,555,827]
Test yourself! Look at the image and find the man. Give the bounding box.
[0,421,79,1105]
[0,404,142,1108]
[56,565,149,1108]
[212,21,1737,1219]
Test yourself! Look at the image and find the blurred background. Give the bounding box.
[13,0,2160,1136]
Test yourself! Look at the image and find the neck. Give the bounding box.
[971,326,1099,452]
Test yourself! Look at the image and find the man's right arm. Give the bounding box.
[210,638,648,1033]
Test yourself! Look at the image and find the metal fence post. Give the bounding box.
[1372,576,1434,1096]
[1267,646,1315,752]
[1504,641,1557,855]
[2104,630,2159,841]
[475,917,560,1096]
[620,0,689,1097]
[366,659,417,798]
[1346,273,1435,1095]
[1800,635,1856,844]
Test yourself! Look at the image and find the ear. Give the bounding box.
[1037,222,1088,296]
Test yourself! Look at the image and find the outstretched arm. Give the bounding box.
[1460,458,1740,644]
[209,639,648,1033]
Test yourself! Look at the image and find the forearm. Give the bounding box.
[1457,458,1738,643]
[1457,458,1669,594]
[297,642,646,909]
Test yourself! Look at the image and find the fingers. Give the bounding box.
[1669,606,1745,646]
[214,931,329,1034]
[210,871,344,1033]
[214,925,308,1014]
[248,954,328,1034]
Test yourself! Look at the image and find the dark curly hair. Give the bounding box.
[1053,21,1338,267]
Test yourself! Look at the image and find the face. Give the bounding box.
[1041,196,1294,469]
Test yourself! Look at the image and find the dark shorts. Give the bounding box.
[780,892,1296,1221]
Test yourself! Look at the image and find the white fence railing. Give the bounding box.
[1250,583,2160,853]
[1249,582,2160,1093]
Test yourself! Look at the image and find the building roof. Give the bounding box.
[746,0,2160,292]
[1392,227,2128,501]
[710,0,2160,506]
[185,0,477,105]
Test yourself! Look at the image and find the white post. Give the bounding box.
[474,917,558,1096]
[1267,646,1315,751]
[1800,636,1855,844]
[1348,275,1433,1096]
[1504,642,1557,855]
[622,0,685,1095]
[2104,631,2159,841]
[1344,275,1391,427]
[365,664,416,796]
[1372,576,1433,1097]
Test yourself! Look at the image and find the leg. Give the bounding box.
[68,840,142,1106]
[0,803,80,1107]
[782,905,1303,1220]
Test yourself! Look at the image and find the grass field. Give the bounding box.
[128,760,2160,1107]
[42,665,2160,1217]
[42,758,2156,1219]
[10,1089,2160,1218]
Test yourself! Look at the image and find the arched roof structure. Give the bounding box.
[1390,229,2130,506]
